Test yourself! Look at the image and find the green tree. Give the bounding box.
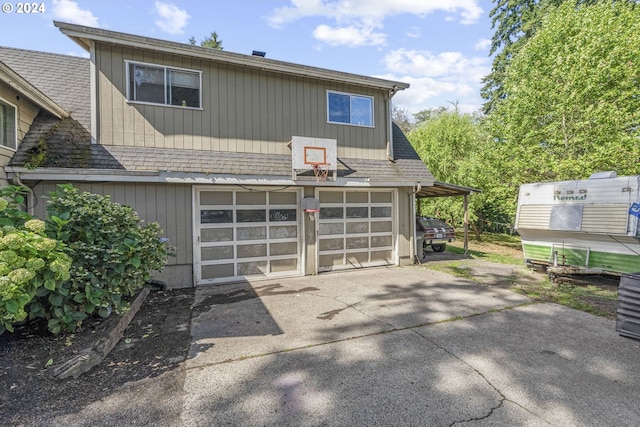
[487,1,640,216]
[481,0,603,114]
[189,31,224,50]
[392,106,413,134]
[408,108,496,236]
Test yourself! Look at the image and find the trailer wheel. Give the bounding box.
[431,244,446,252]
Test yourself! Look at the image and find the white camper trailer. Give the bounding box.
[515,172,640,276]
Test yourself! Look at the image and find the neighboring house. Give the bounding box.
[1,21,439,287]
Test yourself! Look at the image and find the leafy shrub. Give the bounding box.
[0,187,71,334]
[39,184,173,333]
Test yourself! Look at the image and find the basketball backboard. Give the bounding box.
[291,136,337,180]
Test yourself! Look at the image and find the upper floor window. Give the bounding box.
[327,91,374,127]
[126,61,202,108]
[0,98,17,150]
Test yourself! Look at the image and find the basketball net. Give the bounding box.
[312,163,330,182]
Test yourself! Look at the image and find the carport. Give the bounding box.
[413,181,481,259]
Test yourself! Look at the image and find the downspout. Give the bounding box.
[387,85,399,161]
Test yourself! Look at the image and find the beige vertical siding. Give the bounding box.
[31,181,193,271]
[95,43,389,160]
[397,187,414,265]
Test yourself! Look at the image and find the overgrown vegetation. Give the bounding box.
[428,233,619,318]
[404,1,639,235]
[0,184,174,335]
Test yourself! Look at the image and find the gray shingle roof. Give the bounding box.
[0,47,90,131]
[11,121,432,184]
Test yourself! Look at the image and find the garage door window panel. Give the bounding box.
[201,228,233,243]
[270,242,298,256]
[201,246,234,261]
[319,223,344,235]
[346,207,368,218]
[320,207,344,219]
[237,244,267,258]
[237,209,267,223]
[346,222,369,234]
[269,209,296,222]
[270,225,298,239]
[237,226,266,241]
[201,210,233,224]
[238,261,267,276]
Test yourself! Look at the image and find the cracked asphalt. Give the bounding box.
[181,265,640,426]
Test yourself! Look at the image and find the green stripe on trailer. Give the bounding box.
[523,243,640,274]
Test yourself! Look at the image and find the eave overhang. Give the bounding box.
[54,21,410,92]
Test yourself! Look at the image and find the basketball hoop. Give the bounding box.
[312,163,330,182]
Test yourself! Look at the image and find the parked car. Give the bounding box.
[416,216,455,253]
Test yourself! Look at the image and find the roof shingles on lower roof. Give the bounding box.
[11,120,432,184]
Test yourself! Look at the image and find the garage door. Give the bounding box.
[195,188,302,284]
[317,189,395,271]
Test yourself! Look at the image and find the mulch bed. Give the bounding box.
[0,287,194,425]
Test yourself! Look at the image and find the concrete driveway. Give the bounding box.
[182,265,640,426]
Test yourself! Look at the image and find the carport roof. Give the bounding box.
[416,181,481,198]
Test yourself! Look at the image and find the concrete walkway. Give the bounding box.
[181,266,640,426]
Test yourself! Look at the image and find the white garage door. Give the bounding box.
[195,188,302,284]
[317,189,395,271]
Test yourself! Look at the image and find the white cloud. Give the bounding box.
[406,27,421,39]
[52,0,98,27]
[313,24,386,47]
[154,2,190,35]
[380,48,490,113]
[474,38,491,51]
[268,0,484,28]
[267,1,483,47]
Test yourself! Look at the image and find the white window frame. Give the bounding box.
[326,90,374,128]
[125,60,203,109]
[0,96,17,151]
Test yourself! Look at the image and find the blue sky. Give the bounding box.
[0,0,494,115]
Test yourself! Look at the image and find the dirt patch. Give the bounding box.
[0,287,194,426]
[425,238,621,320]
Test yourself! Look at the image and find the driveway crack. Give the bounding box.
[410,325,552,426]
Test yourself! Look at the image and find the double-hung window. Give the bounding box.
[126,61,202,108]
[0,98,17,150]
[327,91,374,127]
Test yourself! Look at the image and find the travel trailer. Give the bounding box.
[515,172,640,276]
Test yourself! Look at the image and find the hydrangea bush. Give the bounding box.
[0,187,71,334]
[42,184,174,333]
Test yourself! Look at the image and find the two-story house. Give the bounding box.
[1,21,438,287]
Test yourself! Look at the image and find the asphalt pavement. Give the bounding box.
[46,263,640,426]
[182,265,640,427]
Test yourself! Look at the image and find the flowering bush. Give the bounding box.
[0,186,71,334]
[39,184,174,333]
